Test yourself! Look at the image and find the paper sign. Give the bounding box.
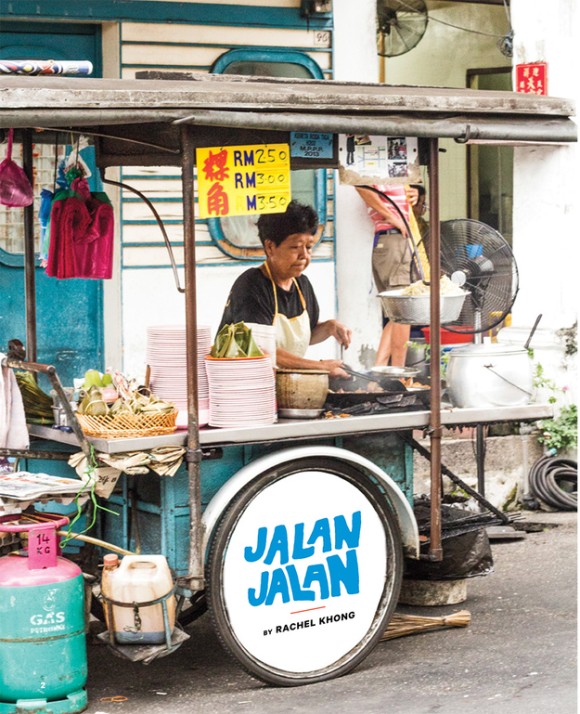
[338,135,421,185]
[196,144,291,218]
[515,62,547,96]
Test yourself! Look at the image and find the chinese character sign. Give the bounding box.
[515,62,548,96]
[196,144,291,218]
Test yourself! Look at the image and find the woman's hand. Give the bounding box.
[318,359,349,379]
[311,319,352,348]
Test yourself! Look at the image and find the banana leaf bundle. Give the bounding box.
[14,371,54,424]
[211,322,264,359]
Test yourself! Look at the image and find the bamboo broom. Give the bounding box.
[380,610,471,642]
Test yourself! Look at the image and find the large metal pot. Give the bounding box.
[446,344,533,408]
[275,369,329,411]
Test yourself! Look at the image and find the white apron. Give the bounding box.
[263,262,311,357]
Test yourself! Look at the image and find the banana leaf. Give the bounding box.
[211,322,264,358]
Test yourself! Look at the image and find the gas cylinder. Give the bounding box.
[0,513,87,714]
[102,554,175,645]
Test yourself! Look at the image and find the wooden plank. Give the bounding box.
[0,75,574,117]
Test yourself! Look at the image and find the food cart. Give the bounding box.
[0,73,574,686]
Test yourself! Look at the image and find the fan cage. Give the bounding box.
[439,219,519,335]
[377,0,429,58]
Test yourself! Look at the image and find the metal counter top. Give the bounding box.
[28,403,553,455]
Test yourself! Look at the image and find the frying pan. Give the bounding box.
[327,369,430,408]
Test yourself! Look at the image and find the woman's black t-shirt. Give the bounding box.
[218,267,319,332]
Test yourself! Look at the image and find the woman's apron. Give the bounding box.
[263,262,311,357]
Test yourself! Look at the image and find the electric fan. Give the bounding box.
[440,219,519,335]
[377,0,429,58]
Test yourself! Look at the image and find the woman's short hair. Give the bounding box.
[257,200,318,247]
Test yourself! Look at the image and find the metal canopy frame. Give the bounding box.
[1,73,576,589]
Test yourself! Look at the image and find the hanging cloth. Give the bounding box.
[263,262,311,357]
[46,176,114,279]
[0,129,34,207]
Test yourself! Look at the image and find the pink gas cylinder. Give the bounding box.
[0,513,88,714]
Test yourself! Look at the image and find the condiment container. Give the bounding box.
[102,554,176,644]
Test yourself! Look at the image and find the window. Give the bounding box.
[208,49,327,259]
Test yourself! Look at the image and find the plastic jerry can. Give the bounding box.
[102,554,176,645]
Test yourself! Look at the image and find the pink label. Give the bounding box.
[28,526,58,570]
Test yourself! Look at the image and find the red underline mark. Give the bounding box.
[290,606,327,615]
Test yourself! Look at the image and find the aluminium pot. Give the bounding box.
[446,344,533,408]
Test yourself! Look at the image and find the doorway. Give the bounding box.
[467,67,513,244]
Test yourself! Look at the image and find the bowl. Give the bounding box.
[377,290,468,325]
[275,369,329,411]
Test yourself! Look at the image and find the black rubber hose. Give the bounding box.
[528,455,577,511]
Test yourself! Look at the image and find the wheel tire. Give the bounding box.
[206,457,403,686]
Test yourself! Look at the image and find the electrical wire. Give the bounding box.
[390,0,510,39]
[528,455,577,511]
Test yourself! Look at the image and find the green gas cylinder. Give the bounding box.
[0,515,88,714]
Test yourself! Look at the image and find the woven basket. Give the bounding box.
[76,410,178,439]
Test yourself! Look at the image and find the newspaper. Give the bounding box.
[0,471,90,501]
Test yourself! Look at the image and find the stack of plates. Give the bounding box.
[146,324,212,427]
[205,356,276,428]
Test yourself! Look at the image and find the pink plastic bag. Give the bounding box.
[0,129,34,207]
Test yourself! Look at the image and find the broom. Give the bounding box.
[380,610,471,641]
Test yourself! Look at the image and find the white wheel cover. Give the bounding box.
[221,469,388,673]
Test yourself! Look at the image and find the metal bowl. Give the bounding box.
[377,289,468,325]
[278,407,323,419]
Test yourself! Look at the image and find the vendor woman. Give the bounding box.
[218,201,351,378]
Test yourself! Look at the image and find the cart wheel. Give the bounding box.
[206,457,403,686]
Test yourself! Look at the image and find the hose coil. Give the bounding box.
[528,455,577,511]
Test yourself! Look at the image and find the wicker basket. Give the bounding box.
[76,410,178,439]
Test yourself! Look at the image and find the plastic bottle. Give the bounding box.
[101,553,119,630]
[107,555,176,645]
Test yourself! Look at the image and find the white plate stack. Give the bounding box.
[245,322,277,367]
[205,356,276,428]
[146,324,212,428]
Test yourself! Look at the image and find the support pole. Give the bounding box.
[180,125,204,592]
[428,138,443,561]
[22,129,37,363]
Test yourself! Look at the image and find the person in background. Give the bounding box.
[355,183,420,367]
[218,201,351,378]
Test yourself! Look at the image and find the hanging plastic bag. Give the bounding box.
[39,187,54,265]
[46,176,114,279]
[0,129,34,207]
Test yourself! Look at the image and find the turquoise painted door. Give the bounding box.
[0,22,104,386]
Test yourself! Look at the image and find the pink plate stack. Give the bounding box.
[146,324,212,428]
[205,356,276,428]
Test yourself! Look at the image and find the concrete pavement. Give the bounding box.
[84,511,577,714]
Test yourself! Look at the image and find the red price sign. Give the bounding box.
[515,62,547,96]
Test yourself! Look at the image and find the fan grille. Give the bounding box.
[440,219,519,334]
[377,0,428,58]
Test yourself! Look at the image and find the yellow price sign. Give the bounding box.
[196,143,291,219]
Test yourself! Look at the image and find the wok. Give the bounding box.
[326,372,429,409]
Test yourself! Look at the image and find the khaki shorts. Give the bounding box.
[372,232,412,293]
